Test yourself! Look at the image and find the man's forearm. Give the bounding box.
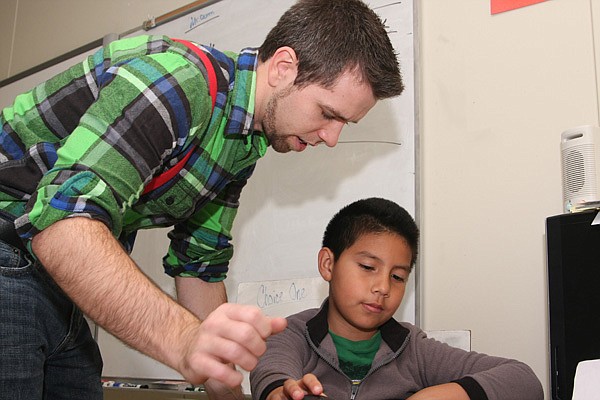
[31,216,287,387]
[31,217,198,375]
[176,278,247,400]
[176,277,227,320]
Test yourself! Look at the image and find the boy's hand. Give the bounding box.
[266,374,325,400]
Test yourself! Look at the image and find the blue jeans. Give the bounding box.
[0,240,103,400]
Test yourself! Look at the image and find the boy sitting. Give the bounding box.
[250,198,543,400]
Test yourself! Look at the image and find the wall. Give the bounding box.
[0,0,191,80]
[419,1,599,398]
[0,0,17,79]
[4,0,599,398]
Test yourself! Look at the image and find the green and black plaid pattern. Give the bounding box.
[0,35,267,281]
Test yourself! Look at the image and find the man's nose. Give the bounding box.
[318,121,345,147]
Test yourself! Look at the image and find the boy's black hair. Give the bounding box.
[322,198,419,267]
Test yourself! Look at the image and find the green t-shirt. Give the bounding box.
[329,330,382,380]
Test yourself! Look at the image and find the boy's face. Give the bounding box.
[318,232,412,341]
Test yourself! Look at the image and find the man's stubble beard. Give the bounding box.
[262,85,295,153]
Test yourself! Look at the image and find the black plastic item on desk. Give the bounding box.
[547,210,600,400]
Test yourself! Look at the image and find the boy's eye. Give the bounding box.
[392,274,406,282]
[322,112,335,120]
[359,264,374,271]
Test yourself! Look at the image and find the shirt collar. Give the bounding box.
[224,47,259,137]
[306,297,410,352]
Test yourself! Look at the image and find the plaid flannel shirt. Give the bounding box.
[0,35,268,281]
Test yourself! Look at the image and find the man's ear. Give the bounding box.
[267,46,298,88]
[318,247,335,282]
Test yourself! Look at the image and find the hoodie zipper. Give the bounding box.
[305,327,412,400]
[306,330,358,398]
[347,332,412,399]
[348,350,396,400]
[350,380,361,400]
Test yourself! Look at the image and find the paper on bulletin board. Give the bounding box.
[237,277,328,318]
[491,0,547,15]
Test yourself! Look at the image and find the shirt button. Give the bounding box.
[165,196,175,205]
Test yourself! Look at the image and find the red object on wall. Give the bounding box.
[491,0,547,15]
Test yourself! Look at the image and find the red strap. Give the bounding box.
[142,147,196,195]
[173,38,217,111]
[142,39,217,195]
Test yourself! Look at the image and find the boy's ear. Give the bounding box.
[318,247,335,282]
[267,46,298,88]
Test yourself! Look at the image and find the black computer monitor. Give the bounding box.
[546,210,600,400]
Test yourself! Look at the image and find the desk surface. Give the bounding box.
[103,387,252,400]
[104,387,208,400]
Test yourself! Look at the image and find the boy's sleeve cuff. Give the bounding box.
[453,376,488,400]
[259,379,287,400]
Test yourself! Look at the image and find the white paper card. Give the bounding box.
[237,277,328,317]
[572,359,600,400]
[425,330,472,351]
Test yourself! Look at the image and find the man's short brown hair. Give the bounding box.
[259,0,404,100]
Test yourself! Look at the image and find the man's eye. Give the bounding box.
[322,113,335,120]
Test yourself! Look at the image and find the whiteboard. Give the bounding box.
[0,0,416,386]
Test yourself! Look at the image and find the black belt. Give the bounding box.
[0,217,27,252]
